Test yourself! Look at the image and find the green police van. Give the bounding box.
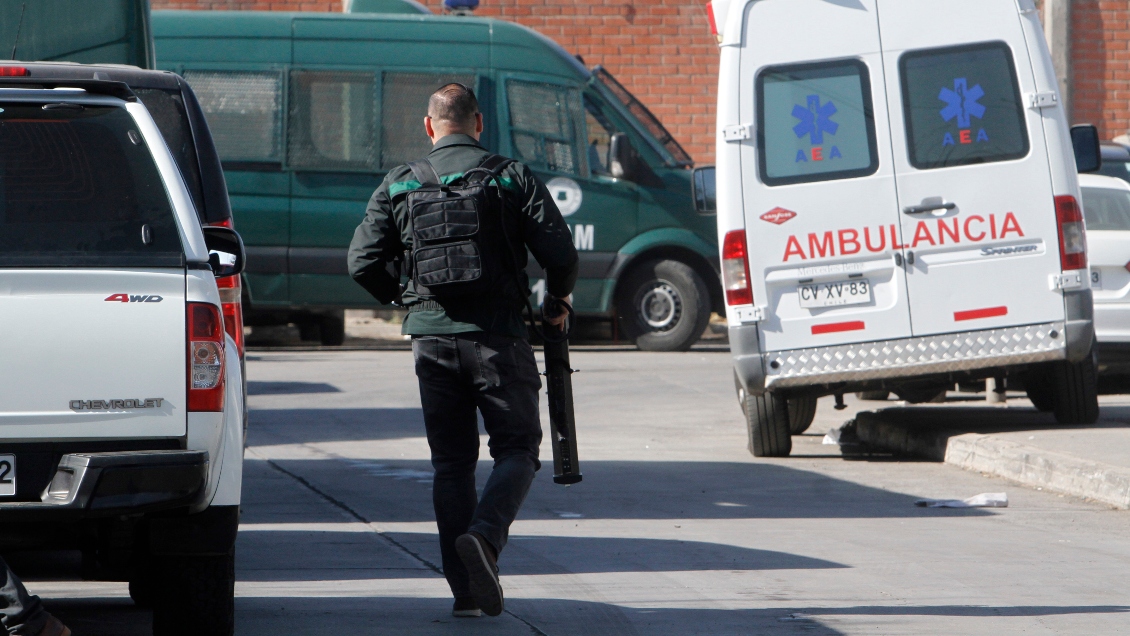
[2,0,153,68]
[152,7,721,350]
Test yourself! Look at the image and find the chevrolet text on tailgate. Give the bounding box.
[710,0,1101,457]
[0,75,247,634]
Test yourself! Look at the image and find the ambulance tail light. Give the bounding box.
[722,229,753,306]
[1055,195,1087,271]
[187,302,225,412]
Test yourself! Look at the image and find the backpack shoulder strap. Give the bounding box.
[466,154,515,183]
[406,159,441,187]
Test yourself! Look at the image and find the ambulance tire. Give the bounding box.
[618,259,710,352]
[788,396,818,435]
[744,391,793,457]
[152,554,235,636]
[1051,355,1100,425]
[1023,367,1055,412]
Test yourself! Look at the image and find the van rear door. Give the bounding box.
[0,101,187,440]
[740,0,910,351]
[878,0,1065,337]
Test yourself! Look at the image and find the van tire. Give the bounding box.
[298,320,320,342]
[152,554,235,636]
[127,560,156,608]
[788,396,818,435]
[1051,354,1100,424]
[744,391,792,457]
[320,313,346,346]
[617,259,710,352]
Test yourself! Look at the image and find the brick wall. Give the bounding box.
[1071,1,1130,140]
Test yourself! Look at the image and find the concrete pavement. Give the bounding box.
[17,347,1130,634]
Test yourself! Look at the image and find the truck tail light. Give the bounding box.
[722,229,753,306]
[0,67,29,76]
[188,302,225,412]
[215,274,244,357]
[1055,195,1087,271]
[206,219,245,358]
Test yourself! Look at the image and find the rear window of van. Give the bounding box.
[0,104,183,267]
[757,60,879,186]
[900,42,1029,170]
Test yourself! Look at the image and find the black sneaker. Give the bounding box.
[452,597,481,618]
[455,532,503,617]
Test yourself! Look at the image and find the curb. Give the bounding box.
[853,411,1130,509]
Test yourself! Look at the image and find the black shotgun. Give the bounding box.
[542,303,581,485]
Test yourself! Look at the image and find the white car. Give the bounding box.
[0,78,245,635]
[1080,173,1130,380]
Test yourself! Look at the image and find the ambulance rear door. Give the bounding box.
[739,0,911,352]
[878,0,1065,337]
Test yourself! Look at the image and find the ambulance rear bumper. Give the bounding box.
[733,321,1071,392]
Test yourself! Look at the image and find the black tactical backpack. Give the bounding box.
[405,154,518,299]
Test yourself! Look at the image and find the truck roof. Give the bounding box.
[151,10,590,84]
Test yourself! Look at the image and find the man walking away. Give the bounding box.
[348,83,579,618]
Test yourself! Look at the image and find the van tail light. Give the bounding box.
[722,229,753,306]
[188,302,225,412]
[0,67,29,76]
[705,2,721,43]
[1055,195,1087,271]
[206,219,244,358]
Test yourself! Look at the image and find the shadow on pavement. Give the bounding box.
[249,408,426,442]
[248,381,343,395]
[246,456,993,524]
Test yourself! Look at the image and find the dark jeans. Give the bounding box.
[0,557,46,635]
[412,332,542,599]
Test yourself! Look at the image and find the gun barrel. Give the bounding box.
[543,329,581,485]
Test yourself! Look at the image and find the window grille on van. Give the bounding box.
[288,71,377,172]
[183,70,282,164]
[506,80,587,177]
[381,73,476,170]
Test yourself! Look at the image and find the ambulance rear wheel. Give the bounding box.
[618,259,710,352]
[1051,354,1100,424]
[744,391,792,457]
[788,395,818,435]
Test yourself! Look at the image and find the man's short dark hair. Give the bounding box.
[428,83,479,131]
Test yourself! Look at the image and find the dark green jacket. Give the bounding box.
[348,134,579,337]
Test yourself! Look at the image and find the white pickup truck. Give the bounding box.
[0,77,246,635]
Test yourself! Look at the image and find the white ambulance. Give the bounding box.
[708,0,1101,457]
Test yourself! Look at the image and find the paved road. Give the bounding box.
[25,348,1130,634]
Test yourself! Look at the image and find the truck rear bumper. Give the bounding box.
[734,321,1071,392]
[0,450,207,519]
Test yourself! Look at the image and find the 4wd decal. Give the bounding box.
[782,213,1025,262]
[760,208,797,225]
[939,78,989,147]
[792,95,842,163]
[105,294,164,303]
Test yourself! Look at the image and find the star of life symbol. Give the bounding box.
[939,78,985,128]
[792,95,838,145]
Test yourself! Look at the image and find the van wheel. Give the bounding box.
[320,313,346,346]
[1051,354,1100,424]
[152,554,235,636]
[744,391,792,457]
[788,396,818,435]
[1023,366,1055,412]
[297,320,320,342]
[617,259,710,352]
[856,391,890,401]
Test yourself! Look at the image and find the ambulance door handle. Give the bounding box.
[903,201,956,215]
[906,251,915,266]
